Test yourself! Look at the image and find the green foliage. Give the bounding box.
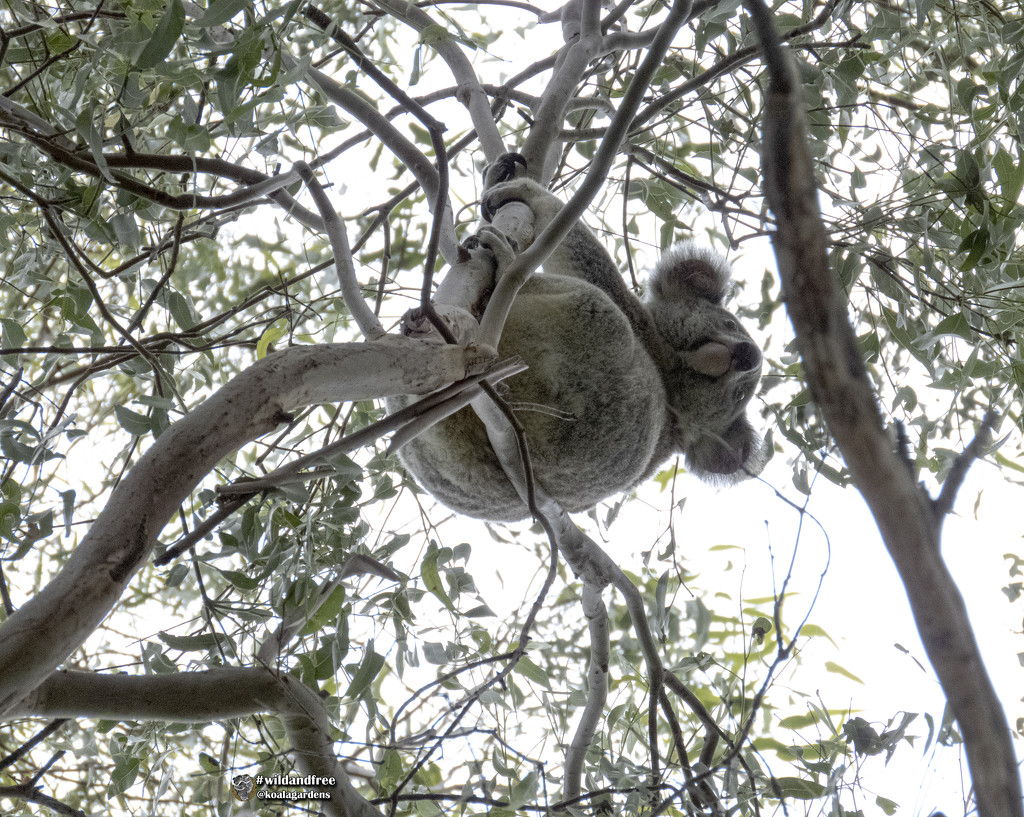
[1,0,1019,815]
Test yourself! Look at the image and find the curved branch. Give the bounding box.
[295,162,386,339]
[14,135,325,229]
[600,27,659,54]
[0,338,493,716]
[368,0,506,161]
[9,668,383,817]
[747,1,1023,815]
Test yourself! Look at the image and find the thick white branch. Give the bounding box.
[10,668,382,817]
[0,338,491,716]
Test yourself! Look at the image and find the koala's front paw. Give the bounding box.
[463,225,518,275]
[482,178,561,227]
[399,306,434,338]
[482,152,527,189]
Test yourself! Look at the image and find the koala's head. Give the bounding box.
[645,243,766,480]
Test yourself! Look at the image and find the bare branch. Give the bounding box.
[0,719,68,773]
[747,1,1023,814]
[519,0,606,179]
[563,583,609,798]
[0,781,85,817]
[10,137,325,229]
[600,27,659,54]
[298,63,460,263]
[211,358,525,498]
[9,668,383,817]
[0,338,494,716]
[302,4,456,304]
[369,0,506,161]
[932,410,999,517]
[295,161,386,339]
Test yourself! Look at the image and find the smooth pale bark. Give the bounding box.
[10,669,383,817]
[748,1,1023,813]
[0,337,492,717]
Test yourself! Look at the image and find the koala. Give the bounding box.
[388,154,765,521]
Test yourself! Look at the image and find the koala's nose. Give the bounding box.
[733,341,761,372]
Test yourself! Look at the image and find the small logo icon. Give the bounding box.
[231,774,256,801]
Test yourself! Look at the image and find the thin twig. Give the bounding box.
[932,410,999,517]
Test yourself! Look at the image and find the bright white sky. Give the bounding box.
[406,447,1022,813]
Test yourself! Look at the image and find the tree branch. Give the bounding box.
[9,668,383,817]
[562,582,609,798]
[0,338,494,716]
[369,0,506,161]
[519,0,605,179]
[298,62,460,264]
[478,0,693,351]
[295,161,386,339]
[747,2,1023,815]
[932,410,999,517]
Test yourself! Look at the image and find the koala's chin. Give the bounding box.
[388,155,765,521]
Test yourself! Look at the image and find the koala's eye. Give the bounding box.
[723,319,738,332]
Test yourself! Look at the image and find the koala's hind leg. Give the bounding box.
[400,226,516,346]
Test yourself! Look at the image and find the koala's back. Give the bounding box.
[391,274,668,521]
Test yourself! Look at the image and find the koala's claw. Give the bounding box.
[481,153,530,221]
[482,181,536,223]
[482,187,518,223]
[399,306,429,337]
[463,224,517,272]
[483,152,527,189]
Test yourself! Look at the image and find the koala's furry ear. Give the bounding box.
[687,415,768,481]
[649,242,733,304]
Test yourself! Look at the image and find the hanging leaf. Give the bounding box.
[135,0,185,70]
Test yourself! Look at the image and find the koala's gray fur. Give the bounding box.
[388,154,765,521]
